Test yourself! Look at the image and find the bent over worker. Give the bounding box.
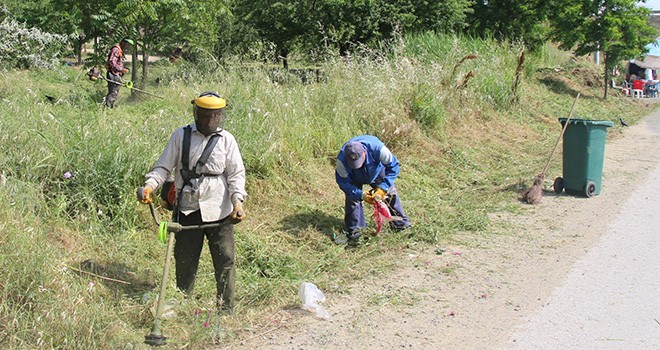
[138,92,247,314]
[104,38,133,108]
[335,135,410,245]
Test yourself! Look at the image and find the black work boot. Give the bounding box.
[216,297,234,316]
[346,231,361,248]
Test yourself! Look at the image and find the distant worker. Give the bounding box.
[168,46,183,63]
[104,38,133,108]
[137,92,248,314]
[335,135,411,245]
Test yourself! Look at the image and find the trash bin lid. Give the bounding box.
[558,118,614,127]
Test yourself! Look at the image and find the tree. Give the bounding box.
[49,0,114,65]
[469,0,549,50]
[409,0,473,33]
[233,0,474,66]
[233,0,313,68]
[549,0,656,98]
[114,0,190,82]
[314,0,391,56]
[312,0,472,57]
[170,0,234,65]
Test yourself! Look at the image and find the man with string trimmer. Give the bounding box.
[103,38,133,108]
[137,92,247,316]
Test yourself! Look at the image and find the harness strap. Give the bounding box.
[197,134,220,170]
[182,125,192,172]
[172,126,221,222]
[180,125,221,186]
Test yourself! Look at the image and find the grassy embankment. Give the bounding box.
[0,33,655,348]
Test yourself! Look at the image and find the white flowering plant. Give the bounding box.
[0,15,69,69]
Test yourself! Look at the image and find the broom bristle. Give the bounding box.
[521,174,544,204]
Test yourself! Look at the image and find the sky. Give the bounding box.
[642,0,660,10]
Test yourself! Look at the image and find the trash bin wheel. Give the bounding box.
[553,177,564,194]
[584,181,596,198]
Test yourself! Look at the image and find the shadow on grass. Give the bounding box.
[538,76,601,101]
[70,259,157,297]
[278,209,343,241]
[539,77,580,96]
[501,181,591,203]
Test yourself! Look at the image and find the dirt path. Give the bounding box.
[506,164,660,349]
[226,110,660,350]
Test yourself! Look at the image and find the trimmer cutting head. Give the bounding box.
[144,333,167,346]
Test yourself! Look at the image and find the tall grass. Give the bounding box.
[0,33,655,348]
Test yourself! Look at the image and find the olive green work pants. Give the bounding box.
[174,210,235,312]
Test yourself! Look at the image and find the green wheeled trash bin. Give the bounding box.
[553,118,614,197]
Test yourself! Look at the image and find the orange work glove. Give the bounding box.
[137,185,154,204]
[230,202,246,224]
[371,187,387,203]
[121,67,129,75]
[362,190,374,205]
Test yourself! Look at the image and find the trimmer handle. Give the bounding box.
[163,222,228,234]
[137,186,147,201]
[137,186,154,204]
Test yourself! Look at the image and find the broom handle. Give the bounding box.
[541,92,580,176]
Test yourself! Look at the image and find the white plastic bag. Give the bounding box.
[151,299,178,320]
[299,282,330,320]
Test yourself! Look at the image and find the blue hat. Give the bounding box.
[345,141,366,169]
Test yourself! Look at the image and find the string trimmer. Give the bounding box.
[87,67,164,99]
[137,187,234,347]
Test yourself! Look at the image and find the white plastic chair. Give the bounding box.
[618,81,632,97]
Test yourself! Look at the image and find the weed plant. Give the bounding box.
[0,33,655,348]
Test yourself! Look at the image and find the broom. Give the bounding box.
[522,92,580,204]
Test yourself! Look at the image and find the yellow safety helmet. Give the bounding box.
[192,91,226,109]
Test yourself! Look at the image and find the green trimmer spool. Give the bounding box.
[158,221,168,243]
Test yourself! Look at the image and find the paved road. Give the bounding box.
[505,114,660,350]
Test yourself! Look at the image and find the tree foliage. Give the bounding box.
[233,0,312,67]
[3,0,658,93]
[175,0,232,60]
[408,0,473,33]
[114,0,190,81]
[234,0,473,65]
[548,0,657,98]
[469,0,549,50]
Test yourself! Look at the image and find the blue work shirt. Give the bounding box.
[335,135,400,201]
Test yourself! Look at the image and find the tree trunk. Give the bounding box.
[142,49,149,83]
[76,35,84,65]
[279,49,288,69]
[603,59,609,100]
[131,49,138,96]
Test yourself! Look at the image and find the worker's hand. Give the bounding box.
[137,185,154,204]
[230,202,246,224]
[371,187,387,203]
[362,190,376,205]
[121,67,129,74]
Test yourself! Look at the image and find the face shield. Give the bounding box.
[192,92,227,135]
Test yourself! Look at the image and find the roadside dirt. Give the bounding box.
[224,109,660,349]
